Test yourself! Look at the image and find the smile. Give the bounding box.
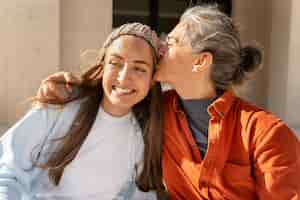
[112,86,135,95]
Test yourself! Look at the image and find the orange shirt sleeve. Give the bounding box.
[253,120,300,199]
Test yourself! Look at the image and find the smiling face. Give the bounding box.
[101,35,154,116]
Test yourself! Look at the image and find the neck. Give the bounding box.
[173,78,217,100]
[101,99,130,117]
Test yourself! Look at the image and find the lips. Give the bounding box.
[112,85,135,95]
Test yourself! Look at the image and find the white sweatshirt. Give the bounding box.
[0,99,156,200]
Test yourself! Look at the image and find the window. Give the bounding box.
[113,0,232,36]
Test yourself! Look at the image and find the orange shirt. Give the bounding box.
[162,90,300,200]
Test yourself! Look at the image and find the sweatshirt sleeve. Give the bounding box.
[0,105,61,200]
[253,120,300,199]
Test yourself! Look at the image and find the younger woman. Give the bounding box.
[0,23,165,199]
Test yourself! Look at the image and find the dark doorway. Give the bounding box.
[189,0,232,16]
[113,0,232,36]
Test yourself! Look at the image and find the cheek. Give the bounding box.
[158,53,173,73]
[102,68,116,90]
[169,51,193,73]
[136,75,152,95]
[165,49,183,70]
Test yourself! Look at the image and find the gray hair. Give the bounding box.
[180,5,262,90]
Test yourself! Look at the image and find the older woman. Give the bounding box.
[156,6,300,199]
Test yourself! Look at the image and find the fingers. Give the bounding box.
[43,72,67,83]
[41,71,81,94]
[36,71,82,103]
[37,81,69,102]
[64,72,80,84]
[65,82,73,93]
[43,71,80,85]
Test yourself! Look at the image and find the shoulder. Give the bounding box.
[38,97,87,116]
[237,98,282,134]
[38,97,88,137]
[236,98,298,150]
[26,98,88,128]
[0,98,89,167]
[1,98,87,145]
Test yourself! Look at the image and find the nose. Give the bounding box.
[117,65,131,83]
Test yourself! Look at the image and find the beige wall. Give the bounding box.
[61,0,112,72]
[232,0,269,108]
[0,0,112,126]
[264,0,300,131]
[233,0,300,134]
[267,0,292,121]
[0,0,60,125]
[285,0,300,130]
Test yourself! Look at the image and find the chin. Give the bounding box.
[113,98,139,108]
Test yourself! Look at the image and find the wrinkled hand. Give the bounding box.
[37,71,81,102]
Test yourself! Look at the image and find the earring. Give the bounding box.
[192,65,201,72]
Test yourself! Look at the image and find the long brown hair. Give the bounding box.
[34,23,165,198]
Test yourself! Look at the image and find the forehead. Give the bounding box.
[168,22,189,42]
[106,35,153,60]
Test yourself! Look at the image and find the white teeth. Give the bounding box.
[113,87,133,94]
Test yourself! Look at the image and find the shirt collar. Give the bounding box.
[170,90,237,118]
[207,90,237,118]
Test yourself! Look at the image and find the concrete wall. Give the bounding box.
[232,0,269,108]
[0,0,112,127]
[233,0,300,136]
[282,0,300,132]
[266,0,292,123]
[61,0,112,72]
[259,0,300,133]
[0,0,60,125]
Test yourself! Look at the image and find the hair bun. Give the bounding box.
[240,45,262,72]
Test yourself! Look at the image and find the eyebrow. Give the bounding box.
[109,53,151,67]
[109,54,123,60]
[134,60,151,66]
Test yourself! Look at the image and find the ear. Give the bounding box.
[192,51,213,73]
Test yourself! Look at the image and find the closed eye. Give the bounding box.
[133,66,147,73]
[109,61,122,67]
